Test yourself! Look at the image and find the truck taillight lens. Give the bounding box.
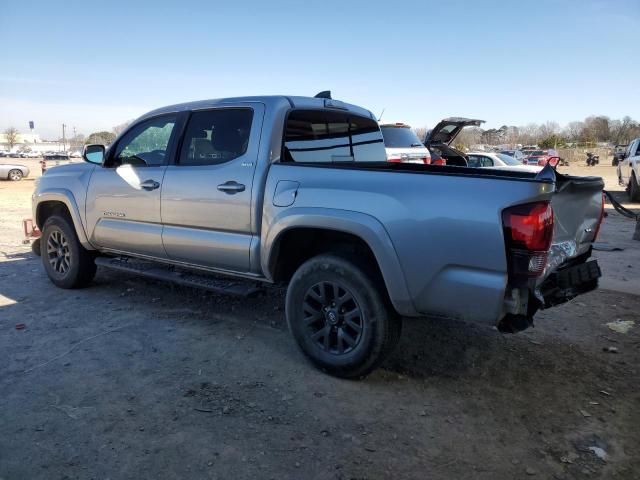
[502,202,554,278]
[422,156,431,164]
[432,158,446,165]
[387,156,402,163]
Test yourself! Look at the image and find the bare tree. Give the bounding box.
[563,121,584,142]
[112,121,131,136]
[3,127,19,151]
[412,126,429,142]
[610,116,638,145]
[538,121,561,139]
[582,116,610,143]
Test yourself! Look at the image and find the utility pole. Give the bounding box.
[73,126,77,150]
[62,123,66,152]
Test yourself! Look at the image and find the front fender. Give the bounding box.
[262,207,416,316]
[33,189,94,250]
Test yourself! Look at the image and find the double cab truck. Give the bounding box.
[33,93,605,378]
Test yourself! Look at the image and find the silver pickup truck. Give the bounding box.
[32,93,605,378]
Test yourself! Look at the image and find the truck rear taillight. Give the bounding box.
[502,202,554,279]
[422,156,431,164]
[432,158,446,165]
[386,156,402,163]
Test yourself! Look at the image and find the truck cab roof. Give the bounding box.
[139,95,377,124]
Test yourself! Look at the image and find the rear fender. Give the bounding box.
[262,207,416,316]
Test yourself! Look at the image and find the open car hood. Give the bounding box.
[424,117,485,146]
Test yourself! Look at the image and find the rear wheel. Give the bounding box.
[8,169,23,181]
[630,173,640,202]
[286,254,401,379]
[42,215,96,288]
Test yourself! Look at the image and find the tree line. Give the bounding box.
[416,115,640,149]
[467,115,640,148]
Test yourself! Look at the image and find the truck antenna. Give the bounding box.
[377,108,386,122]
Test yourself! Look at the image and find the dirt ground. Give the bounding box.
[0,163,638,479]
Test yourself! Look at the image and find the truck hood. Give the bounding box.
[424,117,485,146]
[44,161,93,175]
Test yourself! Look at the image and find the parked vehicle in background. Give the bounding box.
[43,151,70,161]
[467,152,540,171]
[0,162,30,181]
[423,118,485,166]
[499,149,525,162]
[585,152,599,167]
[521,145,539,156]
[612,144,627,166]
[32,93,605,378]
[618,138,640,201]
[379,123,431,164]
[524,149,560,167]
[70,151,82,158]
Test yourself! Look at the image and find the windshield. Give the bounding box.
[380,126,423,148]
[496,153,522,165]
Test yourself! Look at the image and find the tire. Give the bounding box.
[630,173,640,202]
[8,169,23,181]
[285,254,401,379]
[41,215,96,288]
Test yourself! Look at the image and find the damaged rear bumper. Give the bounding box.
[498,258,601,333]
[538,259,601,308]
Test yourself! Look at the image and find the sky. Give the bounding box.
[1,0,638,139]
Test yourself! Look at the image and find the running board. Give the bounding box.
[95,257,264,297]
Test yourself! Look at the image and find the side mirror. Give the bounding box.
[83,144,105,165]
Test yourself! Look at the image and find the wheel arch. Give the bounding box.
[35,190,94,250]
[262,208,416,316]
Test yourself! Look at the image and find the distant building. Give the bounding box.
[0,132,42,144]
[0,131,68,153]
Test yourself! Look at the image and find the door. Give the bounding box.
[160,104,265,272]
[85,113,181,257]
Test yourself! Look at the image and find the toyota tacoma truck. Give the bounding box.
[32,93,605,378]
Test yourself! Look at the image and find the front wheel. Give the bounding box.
[8,169,23,181]
[42,215,97,288]
[285,254,401,379]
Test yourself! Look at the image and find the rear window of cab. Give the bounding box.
[283,110,386,163]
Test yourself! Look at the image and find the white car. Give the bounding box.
[379,123,431,164]
[617,138,640,201]
[467,151,542,172]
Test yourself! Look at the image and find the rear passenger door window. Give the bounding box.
[284,110,385,163]
[179,109,254,166]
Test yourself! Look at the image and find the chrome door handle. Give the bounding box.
[140,179,160,191]
[217,181,245,194]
